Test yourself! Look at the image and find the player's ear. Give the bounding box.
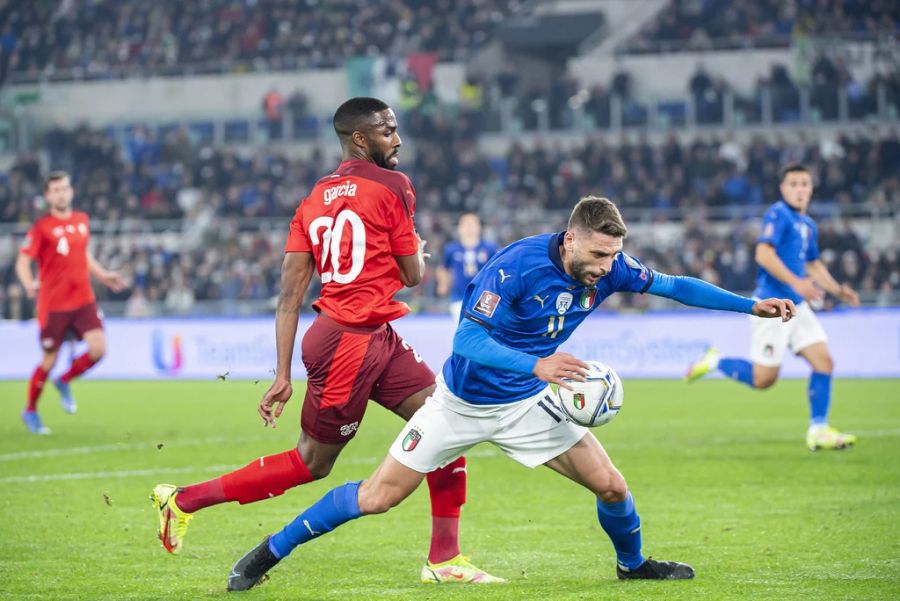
[350,130,369,152]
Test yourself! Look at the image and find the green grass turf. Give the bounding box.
[0,378,898,601]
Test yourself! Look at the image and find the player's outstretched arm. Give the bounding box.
[647,272,795,322]
[15,252,39,299]
[806,259,861,306]
[87,253,127,292]
[756,243,823,303]
[260,251,315,428]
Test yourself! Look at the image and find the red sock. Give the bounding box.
[175,448,311,513]
[60,353,99,384]
[426,456,467,563]
[26,366,49,412]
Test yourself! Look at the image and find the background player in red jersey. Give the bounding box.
[151,98,503,584]
[15,171,126,435]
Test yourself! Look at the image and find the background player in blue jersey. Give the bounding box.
[225,196,795,591]
[686,164,860,451]
[436,213,498,319]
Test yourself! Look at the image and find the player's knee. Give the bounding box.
[41,353,59,371]
[303,458,334,481]
[357,482,401,516]
[753,372,778,389]
[815,354,834,374]
[88,346,105,361]
[596,474,628,504]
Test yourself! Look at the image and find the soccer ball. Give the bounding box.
[557,360,624,427]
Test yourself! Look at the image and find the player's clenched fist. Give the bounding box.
[259,378,293,428]
[752,297,796,322]
[533,352,590,390]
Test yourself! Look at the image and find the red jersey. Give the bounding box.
[21,211,95,323]
[285,160,419,327]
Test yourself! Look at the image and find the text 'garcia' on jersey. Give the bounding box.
[323,180,358,205]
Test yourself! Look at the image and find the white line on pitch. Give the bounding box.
[0,435,272,462]
[0,448,503,484]
[0,464,241,484]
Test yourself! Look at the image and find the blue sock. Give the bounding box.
[718,357,754,387]
[268,481,362,559]
[808,372,832,427]
[596,492,644,570]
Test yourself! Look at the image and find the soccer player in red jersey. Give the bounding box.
[152,98,502,583]
[15,171,126,434]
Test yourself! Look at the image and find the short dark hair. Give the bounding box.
[780,162,810,182]
[44,171,70,191]
[568,196,628,238]
[333,97,390,140]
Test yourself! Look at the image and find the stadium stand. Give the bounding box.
[1,0,524,83]
[624,0,899,53]
[0,0,896,317]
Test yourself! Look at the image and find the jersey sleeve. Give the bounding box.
[610,252,654,293]
[386,185,418,256]
[284,201,312,253]
[463,259,525,329]
[758,207,788,247]
[20,224,43,258]
[806,221,820,262]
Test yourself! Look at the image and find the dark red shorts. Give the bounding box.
[39,302,104,351]
[300,313,435,443]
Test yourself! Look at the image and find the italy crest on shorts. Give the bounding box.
[402,427,422,452]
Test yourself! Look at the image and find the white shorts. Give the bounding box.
[389,375,588,472]
[750,300,828,367]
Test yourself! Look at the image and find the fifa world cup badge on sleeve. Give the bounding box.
[473,291,500,318]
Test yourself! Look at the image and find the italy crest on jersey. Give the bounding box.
[556,292,573,314]
[580,288,597,310]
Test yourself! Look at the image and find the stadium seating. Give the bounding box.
[2,0,523,83]
[624,0,899,53]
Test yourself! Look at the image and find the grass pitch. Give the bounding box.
[0,378,898,601]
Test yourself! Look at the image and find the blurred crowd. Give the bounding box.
[1,205,895,318]
[0,0,522,83]
[626,0,899,52]
[2,122,897,227]
[464,58,900,133]
[0,121,897,316]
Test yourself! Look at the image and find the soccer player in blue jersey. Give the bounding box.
[436,213,498,319]
[226,196,795,591]
[686,164,860,451]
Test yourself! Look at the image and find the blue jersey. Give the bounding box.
[441,232,654,404]
[442,240,498,301]
[753,200,819,304]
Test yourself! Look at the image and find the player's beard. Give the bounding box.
[370,146,398,170]
[568,258,603,286]
[49,197,72,213]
